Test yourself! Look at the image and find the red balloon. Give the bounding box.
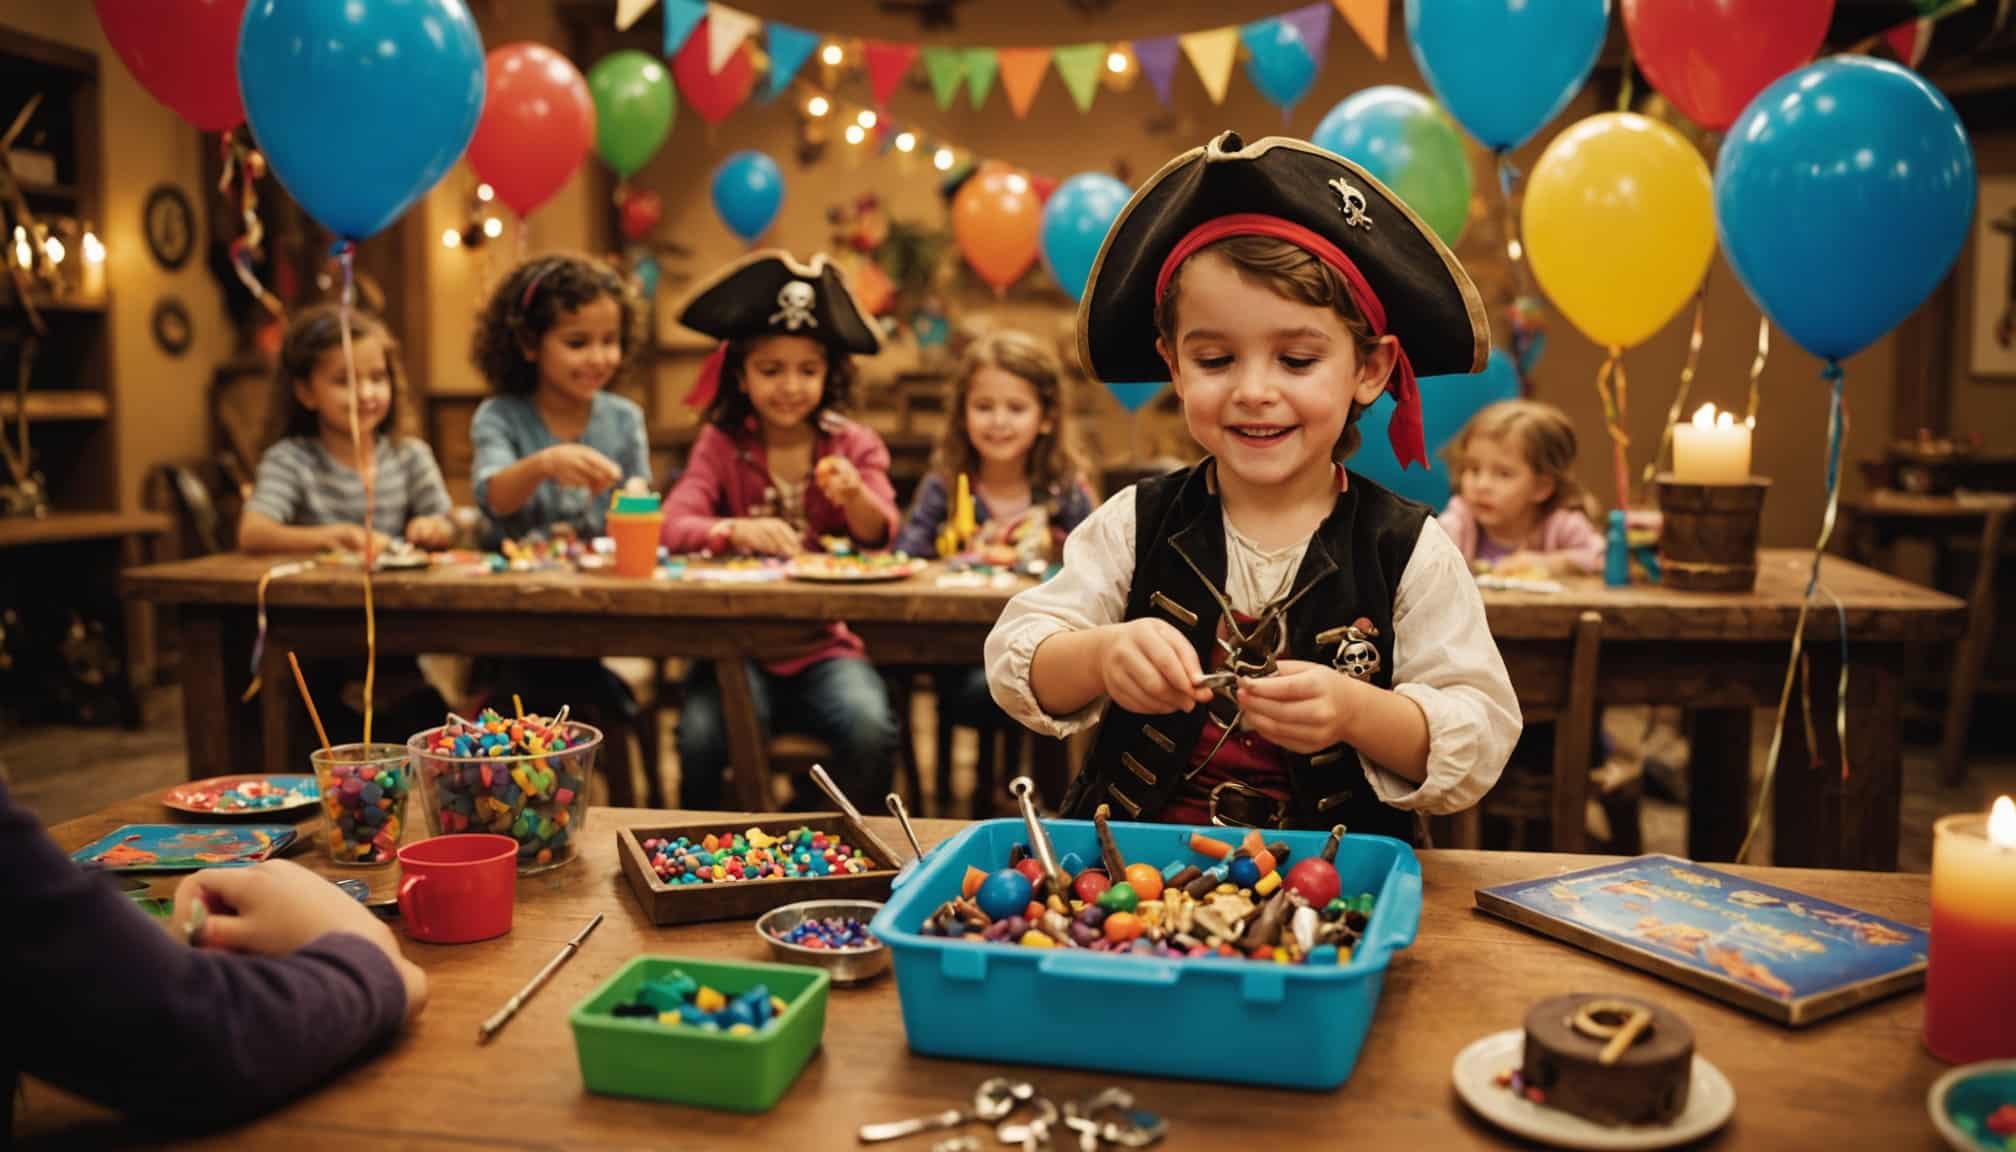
[619,189,663,241]
[93,0,247,132]
[672,16,755,126]
[465,43,596,218]
[1621,0,1835,132]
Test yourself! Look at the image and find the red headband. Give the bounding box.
[1153,213,1425,470]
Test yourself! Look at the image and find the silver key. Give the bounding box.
[931,1139,982,1152]
[858,1078,1034,1144]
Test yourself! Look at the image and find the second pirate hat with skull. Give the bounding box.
[678,250,883,408]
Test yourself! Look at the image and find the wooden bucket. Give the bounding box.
[1654,475,1769,592]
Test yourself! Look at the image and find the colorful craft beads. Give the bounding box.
[919,822,1373,966]
[417,707,591,871]
[319,757,412,865]
[610,969,788,1033]
[641,826,879,885]
[769,915,876,951]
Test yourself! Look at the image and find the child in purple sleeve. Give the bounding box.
[1439,400,1605,576]
[4,779,425,1136]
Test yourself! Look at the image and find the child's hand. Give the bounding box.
[813,456,864,506]
[319,523,394,554]
[404,515,457,551]
[1098,619,1213,715]
[539,444,623,491]
[729,517,802,556]
[1236,659,1357,754]
[173,860,429,1022]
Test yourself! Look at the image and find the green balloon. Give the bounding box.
[587,50,674,180]
[1313,86,1474,247]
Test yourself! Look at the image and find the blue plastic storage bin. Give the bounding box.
[869,818,1421,1089]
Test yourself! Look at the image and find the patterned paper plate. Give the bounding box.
[164,774,321,817]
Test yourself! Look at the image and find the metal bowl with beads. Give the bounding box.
[754,899,890,985]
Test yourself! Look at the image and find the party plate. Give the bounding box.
[1452,1029,1734,1150]
[164,774,320,816]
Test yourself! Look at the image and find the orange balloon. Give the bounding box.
[952,166,1042,295]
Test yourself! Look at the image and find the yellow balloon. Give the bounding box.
[1522,113,1715,350]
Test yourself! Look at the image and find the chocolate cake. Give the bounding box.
[1519,994,1694,1126]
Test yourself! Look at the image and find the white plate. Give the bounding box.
[1452,1029,1735,1151]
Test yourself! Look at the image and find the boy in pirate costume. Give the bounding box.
[985,133,1520,836]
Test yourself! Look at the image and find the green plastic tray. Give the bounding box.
[569,955,829,1112]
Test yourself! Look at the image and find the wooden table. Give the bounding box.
[120,549,1963,870]
[19,792,1950,1150]
[1843,490,2014,784]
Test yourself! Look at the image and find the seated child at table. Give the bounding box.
[239,303,455,556]
[2,778,426,1136]
[238,303,452,749]
[985,132,1521,835]
[893,329,1094,814]
[660,251,901,811]
[1438,399,1604,577]
[466,254,651,800]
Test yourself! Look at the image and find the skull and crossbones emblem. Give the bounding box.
[771,280,819,331]
[1329,178,1372,231]
[1328,617,1382,680]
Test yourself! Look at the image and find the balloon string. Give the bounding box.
[241,559,318,702]
[1744,317,1771,424]
[337,242,379,747]
[1737,362,1849,863]
[1594,348,1632,512]
[1644,269,1712,487]
[221,132,284,321]
[1494,151,1539,394]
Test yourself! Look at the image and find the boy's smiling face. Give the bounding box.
[1157,250,1395,494]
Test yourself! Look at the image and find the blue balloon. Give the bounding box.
[1715,58,1975,362]
[1040,173,1130,303]
[1240,18,1319,113]
[1105,381,1166,413]
[711,151,785,243]
[238,0,484,240]
[1350,349,1519,508]
[633,253,660,300]
[1404,0,1607,151]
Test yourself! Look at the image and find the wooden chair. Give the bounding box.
[1444,610,1603,852]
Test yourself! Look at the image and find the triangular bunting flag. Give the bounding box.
[1332,0,1387,60]
[662,0,707,58]
[865,41,920,108]
[765,22,820,98]
[616,0,658,32]
[995,47,1051,118]
[1179,27,1238,105]
[1283,2,1333,67]
[1133,35,1180,105]
[964,47,998,110]
[1052,43,1104,113]
[922,47,965,109]
[706,4,760,74]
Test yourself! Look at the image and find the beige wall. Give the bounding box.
[1,2,233,513]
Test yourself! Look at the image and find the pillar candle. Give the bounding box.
[1671,403,1753,485]
[1924,795,2016,1064]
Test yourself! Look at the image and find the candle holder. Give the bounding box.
[1653,475,1769,592]
[1925,803,2016,1065]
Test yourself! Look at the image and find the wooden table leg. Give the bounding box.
[1770,644,1903,871]
[717,656,774,813]
[1550,611,1602,853]
[177,607,259,780]
[1687,709,1752,862]
[1940,506,2006,786]
[260,643,291,772]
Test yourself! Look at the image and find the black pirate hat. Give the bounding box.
[1078,131,1489,468]
[679,249,882,354]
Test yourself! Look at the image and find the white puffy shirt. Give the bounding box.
[984,484,1522,815]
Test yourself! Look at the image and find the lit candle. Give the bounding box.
[80,230,104,297]
[1671,403,1753,485]
[1924,794,2016,1064]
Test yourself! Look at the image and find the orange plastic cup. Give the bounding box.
[608,493,663,578]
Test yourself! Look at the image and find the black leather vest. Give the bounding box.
[1063,461,1428,838]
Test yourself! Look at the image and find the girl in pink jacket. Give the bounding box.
[660,251,901,811]
[1439,399,1604,577]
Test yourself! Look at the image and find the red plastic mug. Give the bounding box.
[397,834,517,943]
